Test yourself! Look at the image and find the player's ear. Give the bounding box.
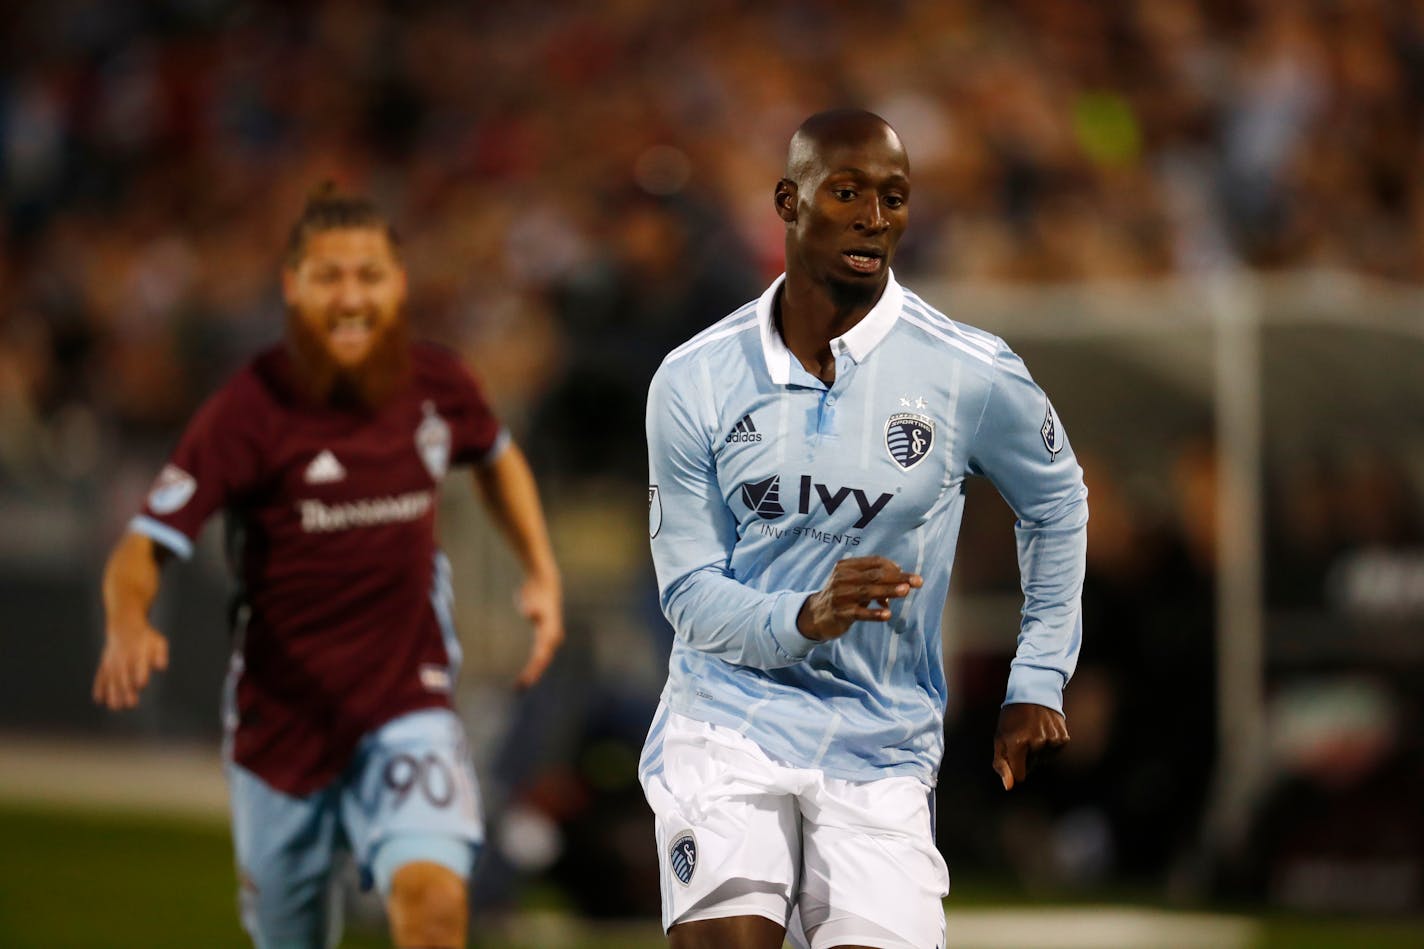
[774,179,798,223]
[393,264,409,303]
[281,266,299,305]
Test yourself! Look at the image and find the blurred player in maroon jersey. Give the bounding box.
[93,186,564,949]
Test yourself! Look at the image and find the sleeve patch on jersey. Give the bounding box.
[649,485,662,539]
[1041,399,1064,459]
[148,464,197,514]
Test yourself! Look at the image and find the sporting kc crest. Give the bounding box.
[885,412,934,470]
[669,831,698,886]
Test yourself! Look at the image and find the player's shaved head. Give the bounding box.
[785,109,907,184]
[775,109,911,306]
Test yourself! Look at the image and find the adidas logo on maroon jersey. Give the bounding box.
[303,450,346,484]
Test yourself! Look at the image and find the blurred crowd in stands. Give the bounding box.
[5,0,1424,470]
[3,0,1423,913]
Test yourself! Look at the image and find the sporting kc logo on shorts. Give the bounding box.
[669,831,698,886]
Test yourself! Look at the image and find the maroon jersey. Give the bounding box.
[133,342,504,795]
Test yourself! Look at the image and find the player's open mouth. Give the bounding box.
[329,314,375,353]
[844,250,884,274]
[330,314,373,332]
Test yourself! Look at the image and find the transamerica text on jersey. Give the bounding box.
[298,491,433,532]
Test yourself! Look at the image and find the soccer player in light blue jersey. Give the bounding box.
[640,110,1088,949]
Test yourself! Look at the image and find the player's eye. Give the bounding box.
[359,267,386,284]
[884,194,906,209]
[833,188,856,201]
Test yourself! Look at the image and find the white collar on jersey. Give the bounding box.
[757,269,905,385]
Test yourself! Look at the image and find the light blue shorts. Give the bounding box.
[228,708,484,949]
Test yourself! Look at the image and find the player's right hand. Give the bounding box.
[796,556,923,642]
[92,620,169,710]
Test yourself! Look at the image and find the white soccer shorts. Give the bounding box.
[640,704,949,949]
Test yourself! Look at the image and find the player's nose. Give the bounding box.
[853,198,888,233]
[334,275,367,309]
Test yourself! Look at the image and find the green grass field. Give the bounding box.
[0,803,1419,948]
[0,804,663,949]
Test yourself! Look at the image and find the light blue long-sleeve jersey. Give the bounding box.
[643,272,1088,784]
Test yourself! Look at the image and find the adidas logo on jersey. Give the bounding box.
[725,414,762,444]
[303,450,347,484]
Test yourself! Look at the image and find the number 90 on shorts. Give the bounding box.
[354,709,483,844]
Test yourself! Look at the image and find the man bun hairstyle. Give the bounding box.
[284,181,400,267]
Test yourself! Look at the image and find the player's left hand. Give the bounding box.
[992,703,1069,790]
[514,573,563,688]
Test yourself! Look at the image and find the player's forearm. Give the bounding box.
[661,567,815,669]
[102,532,164,632]
[1006,484,1088,710]
[472,443,559,583]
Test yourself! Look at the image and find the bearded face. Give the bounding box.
[282,228,410,410]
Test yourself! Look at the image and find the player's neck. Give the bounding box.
[777,271,883,383]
